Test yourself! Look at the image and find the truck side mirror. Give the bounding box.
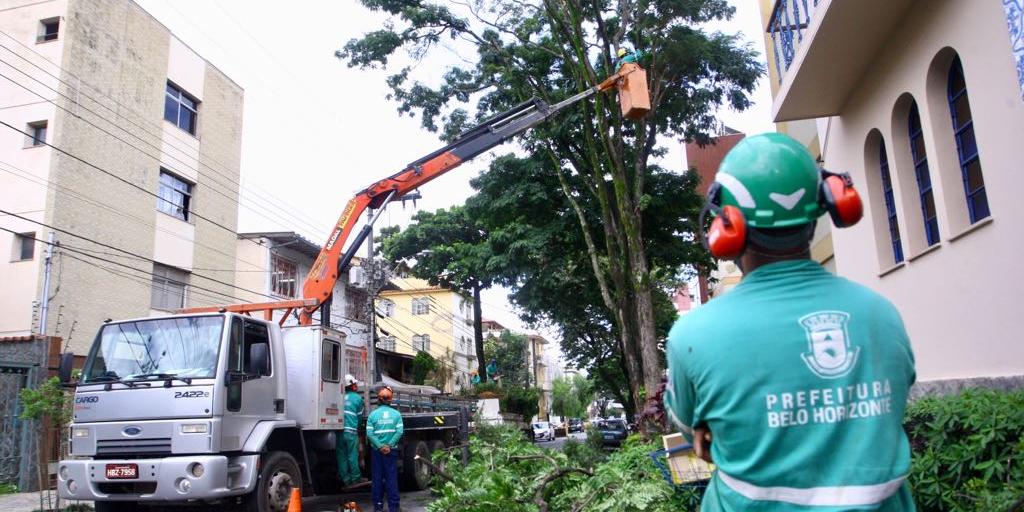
[247,343,270,376]
[58,352,75,385]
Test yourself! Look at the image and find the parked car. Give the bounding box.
[598,419,629,447]
[532,421,555,442]
[568,418,584,433]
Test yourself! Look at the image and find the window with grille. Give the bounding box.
[164,82,199,135]
[377,336,396,352]
[947,56,989,223]
[346,348,366,383]
[878,142,904,263]
[157,170,193,221]
[411,297,430,315]
[908,102,939,246]
[271,255,297,298]
[12,232,35,261]
[377,299,395,317]
[151,263,188,310]
[412,334,430,353]
[37,18,58,43]
[321,340,340,383]
[26,121,46,147]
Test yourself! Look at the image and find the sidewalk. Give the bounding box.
[0,489,434,511]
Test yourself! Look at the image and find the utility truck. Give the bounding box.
[56,64,649,512]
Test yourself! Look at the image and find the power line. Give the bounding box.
[0,30,329,237]
[0,210,275,300]
[0,159,268,271]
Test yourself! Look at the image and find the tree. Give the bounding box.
[377,206,493,381]
[483,330,531,388]
[19,376,71,511]
[339,0,762,407]
[411,351,438,385]
[551,375,594,419]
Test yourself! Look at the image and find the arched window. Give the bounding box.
[879,141,904,263]
[908,102,939,246]
[947,56,989,222]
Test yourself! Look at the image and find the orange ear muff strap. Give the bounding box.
[819,170,863,228]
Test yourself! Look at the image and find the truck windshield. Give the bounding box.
[82,316,224,384]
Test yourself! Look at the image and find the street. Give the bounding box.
[535,431,588,451]
[0,490,436,512]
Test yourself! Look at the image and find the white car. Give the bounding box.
[532,421,555,442]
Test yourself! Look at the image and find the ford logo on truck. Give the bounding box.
[122,426,142,436]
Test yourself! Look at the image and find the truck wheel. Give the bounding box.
[244,451,303,512]
[429,440,447,477]
[94,502,137,512]
[399,440,431,491]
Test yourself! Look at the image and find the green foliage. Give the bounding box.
[905,388,1024,511]
[429,424,697,512]
[411,351,438,385]
[502,386,540,421]
[562,430,606,469]
[484,331,531,388]
[19,376,70,425]
[0,482,16,494]
[551,375,593,419]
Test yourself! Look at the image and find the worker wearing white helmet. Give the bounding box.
[336,374,366,487]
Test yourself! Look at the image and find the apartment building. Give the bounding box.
[0,0,243,354]
[234,232,370,382]
[760,0,1024,385]
[376,276,476,392]
[482,319,556,421]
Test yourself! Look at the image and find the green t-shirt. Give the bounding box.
[344,390,364,433]
[367,404,404,449]
[664,260,917,511]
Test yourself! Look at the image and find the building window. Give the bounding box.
[947,56,989,223]
[346,348,366,383]
[412,334,430,353]
[879,142,904,263]
[151,263,188,310]
[157,170,192,221]
[26,121,46,147]
[377,336,396,352]
[270,254,297,298]
[321,340,340,383]
[12,232,35,261]
[411,297,430,315]
[377,299,395,317]
[164,82,198,135]
[908,102,939,246]
[37,18,59,43]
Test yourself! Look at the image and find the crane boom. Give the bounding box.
[180,65,643,325]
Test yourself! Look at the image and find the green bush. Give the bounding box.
[502,386,540,421]
[0,482,16,494]
[905,388,1024,511]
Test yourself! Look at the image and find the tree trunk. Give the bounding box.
[473,284,487,380]
[627,239,664,398]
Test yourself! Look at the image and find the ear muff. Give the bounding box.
[819,170,863,228]
[707,205,747,260]
[700,182,748,260]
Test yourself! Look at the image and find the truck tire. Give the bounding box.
[429,440,447,477]
[399,440,431,491]
[243,451,303,512]
[94,502,137,512]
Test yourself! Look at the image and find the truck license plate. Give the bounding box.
[105,464,138,479]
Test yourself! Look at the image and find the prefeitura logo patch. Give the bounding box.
[799,311,859,379]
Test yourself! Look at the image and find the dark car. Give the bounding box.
[598,419,629,447]
[567,418,584,433]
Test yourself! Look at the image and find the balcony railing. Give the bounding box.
[767,0,822,81]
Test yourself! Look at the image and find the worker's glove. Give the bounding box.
[380,445,391,455]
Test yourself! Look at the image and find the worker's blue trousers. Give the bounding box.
[371,448,400,512]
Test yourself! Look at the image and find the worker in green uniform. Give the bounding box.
[615,46,644,70]
[664,133,917,510]
[336,374,366,487]
[367,386,403,512]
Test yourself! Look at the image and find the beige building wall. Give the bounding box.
[771,0,1024,382]
[0,0,243,353]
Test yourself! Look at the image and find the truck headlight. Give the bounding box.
[181,423,208,434]
[72,427,89,438]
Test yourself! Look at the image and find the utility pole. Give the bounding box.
[363,207,378,411]
[38,231,55,336]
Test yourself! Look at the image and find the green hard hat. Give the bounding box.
[714,132,824,228]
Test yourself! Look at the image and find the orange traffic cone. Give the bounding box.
[286,487,302,512]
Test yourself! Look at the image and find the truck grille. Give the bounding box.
[96,438,172,458]
[97,482,158,495]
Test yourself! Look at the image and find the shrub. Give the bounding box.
[502,386,540,421]
[905,388,1024,511]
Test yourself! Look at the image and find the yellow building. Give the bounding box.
[376,276,476,392]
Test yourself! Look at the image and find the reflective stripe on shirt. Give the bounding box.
[344,427,358,432]
[374,428,396,434]
[717,471,906,507]
[344,410,359,416]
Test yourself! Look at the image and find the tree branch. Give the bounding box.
[534,467,594,512]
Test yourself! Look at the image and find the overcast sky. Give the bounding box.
[134,0,775,354]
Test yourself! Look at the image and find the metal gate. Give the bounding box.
[0,365,30,489]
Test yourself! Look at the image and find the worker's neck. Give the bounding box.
[738,247,811,274]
